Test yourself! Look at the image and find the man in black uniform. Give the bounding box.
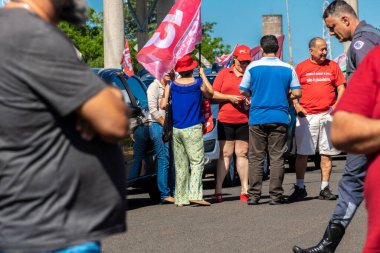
[293,1,380,253]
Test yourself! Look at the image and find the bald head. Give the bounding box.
[309,37,328,64]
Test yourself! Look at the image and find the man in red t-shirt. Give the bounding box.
[212,45,251,203]
[289,37,346,202]
[331,46,380,253]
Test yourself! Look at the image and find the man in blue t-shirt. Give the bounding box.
[239,35,301,205]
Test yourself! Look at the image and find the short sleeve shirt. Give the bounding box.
[335,46,380,180]
[213,67,249,124]
[0,9,125,252]
[347,21,380,80]
[295,59,346,114]
[239,57,300,125]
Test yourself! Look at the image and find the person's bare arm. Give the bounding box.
[331,85,345,110]
[331,111,380,154]
[292,97,307,116]
[200,68,214,98]
[239,90,251,97]
[76,86,128,143]
[213,91,244,104]
[160,84,170,109]
[290,89,302,99]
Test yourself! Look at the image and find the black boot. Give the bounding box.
[292,223,345,253]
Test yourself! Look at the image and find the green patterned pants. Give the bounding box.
[172,124,205,205]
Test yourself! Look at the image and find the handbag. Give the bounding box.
[162,91,173,143]
[202,99,214,135]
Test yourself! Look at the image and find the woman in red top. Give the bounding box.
[213,45,251,202]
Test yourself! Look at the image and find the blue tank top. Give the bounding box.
[171,78,204,129]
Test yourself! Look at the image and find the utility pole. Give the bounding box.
[344,0,359,52]
[103,0,125,68]
[157,0,176,25]
[285,0,293,65]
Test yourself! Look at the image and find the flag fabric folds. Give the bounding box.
[215,44,237,68]
[120,39,134,77]
[136,0,202,80]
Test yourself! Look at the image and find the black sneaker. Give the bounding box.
[319,186,337,200]
[269,196,287,205]
[288,185,308,202]
[247,196,260,205]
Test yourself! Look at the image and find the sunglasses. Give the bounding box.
[237,60,251,65]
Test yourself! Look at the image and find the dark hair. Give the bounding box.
[308,37,325,49]
[323,0,358,19]
[260,35,279,54]
[179,70,193,78]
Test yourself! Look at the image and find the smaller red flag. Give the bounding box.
[121,39,134,77]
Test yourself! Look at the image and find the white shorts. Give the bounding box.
[295,112,340,156]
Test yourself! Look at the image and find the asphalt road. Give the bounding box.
[103,158,366,253]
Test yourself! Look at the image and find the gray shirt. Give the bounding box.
[347,21,380,80]
[0,9,125,252]
[147,79,166,121]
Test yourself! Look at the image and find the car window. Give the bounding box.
[126,76,148,108]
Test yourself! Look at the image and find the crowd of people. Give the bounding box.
[1,0,380,252]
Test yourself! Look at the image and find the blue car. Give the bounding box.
[94,68,160,202]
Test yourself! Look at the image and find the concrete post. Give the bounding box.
[157,0,175,25]
[262,15,283,37]
[136,0,149,52]
[103,0,125,68]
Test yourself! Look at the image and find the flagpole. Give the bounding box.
[198,44,202,77]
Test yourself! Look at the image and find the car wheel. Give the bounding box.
[222,155,237,187]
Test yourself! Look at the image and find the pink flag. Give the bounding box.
[136,0,202,80]
[250,35,285,61]
[215,44,237,68]
[334,52,347,66]
[120,39,134,77]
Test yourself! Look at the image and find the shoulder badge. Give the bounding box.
[353,40,365,50]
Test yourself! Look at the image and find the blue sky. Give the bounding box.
[89,0,380,64]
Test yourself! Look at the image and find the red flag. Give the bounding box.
[250,35,285,61]
[121,39,134,77]
[136,0,202,80]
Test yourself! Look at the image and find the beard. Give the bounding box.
[52,0,88,25]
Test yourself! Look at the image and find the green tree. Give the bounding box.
[58,8,104,68]
[193,22,231,64]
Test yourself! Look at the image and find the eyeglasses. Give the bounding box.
[237,60,251,65]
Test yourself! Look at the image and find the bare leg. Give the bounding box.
[295,154,308,180]
[321,154,332,182]
[235,140,249,194]
[215,140,235,194]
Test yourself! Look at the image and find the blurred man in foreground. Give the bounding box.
[0,0,128,252]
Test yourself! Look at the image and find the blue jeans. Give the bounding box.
[149,123,175,199]
[0,242,101,253]
[130,125,150,179]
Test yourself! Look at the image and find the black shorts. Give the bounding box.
[217,121,249,141]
